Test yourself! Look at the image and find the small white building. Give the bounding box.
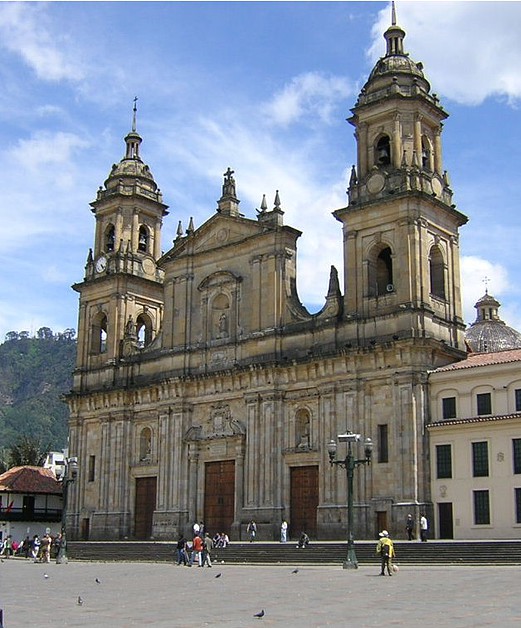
[0,466,63,544]
[428,347,521,539]
[43,451,67,478]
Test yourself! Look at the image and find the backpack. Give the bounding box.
[381,541,390,557]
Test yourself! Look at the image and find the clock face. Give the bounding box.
[95,256,107,273]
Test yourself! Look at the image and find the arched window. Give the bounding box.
[368,245,394,297]
[105,224,115,252]
[212,293,230,339]
[136,313,153,348]
[139,427,152,461]
[91,312,108,354]
[138,225,149,252]
[295,409,311,449]
[429,245,445,299]
[421,136,432,171]
[375,135,391,167]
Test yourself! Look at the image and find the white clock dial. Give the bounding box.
[95,256,107,273]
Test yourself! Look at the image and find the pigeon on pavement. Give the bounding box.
[77,596,83,606]
[253,609,265,618]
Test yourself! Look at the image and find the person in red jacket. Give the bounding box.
[191,534,204,567]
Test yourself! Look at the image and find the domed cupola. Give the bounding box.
[465,291,521,353]
[101,99,159,197]
[362,4,430,99]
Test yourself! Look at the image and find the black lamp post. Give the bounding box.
[56,457,78,564]
[327,433,373,569]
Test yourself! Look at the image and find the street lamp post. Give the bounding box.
[56,457,78,565]
[327,433,373,569]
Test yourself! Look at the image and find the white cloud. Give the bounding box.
[0,3,86,82]
[460,255,510,325]
[263,72,353,127]
[369,1,521,105]
[10,131,90,174]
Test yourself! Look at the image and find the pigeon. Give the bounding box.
[291,568,299,574]
[254,609,265,618]
[214,573,222,578]
[77,596,83,606]
[43,573,49,579]
[95,578,101,584]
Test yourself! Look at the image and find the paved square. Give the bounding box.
[1,559,520,627]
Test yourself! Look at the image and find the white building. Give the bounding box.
[0,466,63,543]
[428,344,521,539]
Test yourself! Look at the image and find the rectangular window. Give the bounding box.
[513,439,521,475]
[436,444,452,479]
[473,490,490,525]
[516,389,521,412]
[477,392,492,416]
[516,488,521,524]
[378,424,388,463]
[442,397,456,420]
[88,455,96,483]
[472,441,489,477]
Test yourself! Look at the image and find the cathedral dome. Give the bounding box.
[465,292,521,353]
[104,129,158,194]
[359,10,432,102]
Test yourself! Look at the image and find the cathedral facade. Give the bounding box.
[66,15,468,541]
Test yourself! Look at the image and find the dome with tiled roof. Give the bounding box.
[465,291,521,353]
[358,4,432,103]
[102,101,158,196]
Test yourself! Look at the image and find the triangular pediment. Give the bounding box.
[160,213,265,263]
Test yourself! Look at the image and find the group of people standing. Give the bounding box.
[0,533,62,562]
[405,513,429,542]
[175,522,230,568]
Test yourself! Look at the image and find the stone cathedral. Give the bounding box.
[66,13,468,541]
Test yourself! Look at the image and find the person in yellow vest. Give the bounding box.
[376,530,395,576]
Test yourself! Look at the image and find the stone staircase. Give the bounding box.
[68,539,521,566]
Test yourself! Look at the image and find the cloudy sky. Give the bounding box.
[1,1,521,341]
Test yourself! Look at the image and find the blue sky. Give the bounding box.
[1,1,521,341]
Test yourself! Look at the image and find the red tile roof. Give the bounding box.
[432,348,521,372]
[428,413,521,428]
[0,466,62,495]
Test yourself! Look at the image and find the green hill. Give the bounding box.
[0,328,76,455]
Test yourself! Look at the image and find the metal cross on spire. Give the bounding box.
[132,96,138,133]
[482,276,490,294]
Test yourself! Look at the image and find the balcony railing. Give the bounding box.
[0,507,62,522]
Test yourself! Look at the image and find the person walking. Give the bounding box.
[420,514,428,542]
[202,532,213,567]
[280,520,288,543]
[376,530,395,576]
[405,514,414,541]
[191,534,204,566]
[247,520,257,542]
[176,535,188,565]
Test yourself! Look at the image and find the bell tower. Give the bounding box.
[334,6,468,349]
[73,102,168,374]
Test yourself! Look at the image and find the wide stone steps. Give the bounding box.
[68,540,521,566]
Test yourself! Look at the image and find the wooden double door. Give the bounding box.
[135,476,157,540]
[290,466,318,539]
[204,460,235,536]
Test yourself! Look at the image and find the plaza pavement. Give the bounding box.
[1,558,520,627]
